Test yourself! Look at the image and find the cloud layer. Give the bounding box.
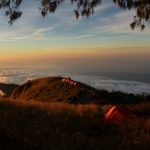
[70,74,150,95]
[0,68,150,95]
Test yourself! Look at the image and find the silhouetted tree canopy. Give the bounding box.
[0,0,149,30]
[113,0,150,30]
[40,0,101,19]
[0,0,22,24]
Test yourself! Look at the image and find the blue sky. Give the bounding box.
[0,0,149,45]
[0,0,150,73]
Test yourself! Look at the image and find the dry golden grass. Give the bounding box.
[0,99,99,115]
[0,99,150,150]
[127,102,150,117]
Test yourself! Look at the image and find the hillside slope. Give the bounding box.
[0,99,149,150]
[11,77,100,103]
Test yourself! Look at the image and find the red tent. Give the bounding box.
[103,105,133,125]
[62,78,77,86]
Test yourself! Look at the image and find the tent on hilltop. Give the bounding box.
[103,105,133,125]
[62,77,77,86]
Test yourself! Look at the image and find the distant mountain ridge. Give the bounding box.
[11,77,100,104]
[9,76,150,104]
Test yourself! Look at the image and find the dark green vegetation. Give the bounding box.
[0,77,150,150]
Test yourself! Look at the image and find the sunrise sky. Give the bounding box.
[0,0,150,73]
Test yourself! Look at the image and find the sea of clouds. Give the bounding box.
[0,69,150,95]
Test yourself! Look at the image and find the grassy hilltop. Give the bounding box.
[0,77,150,150]
[11,77,100,103]
[10,77,150,104]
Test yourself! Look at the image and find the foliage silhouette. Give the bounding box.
[0,0,22,24]
[40,0,101,19]
[113,0,150,30]
[0,0,149,29]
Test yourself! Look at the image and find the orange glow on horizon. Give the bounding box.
[0,47,149,63]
